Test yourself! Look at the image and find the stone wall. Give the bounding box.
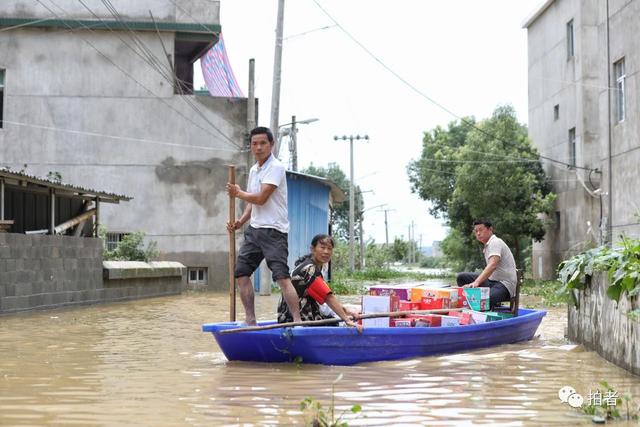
[103,260,185,300]
[0,234,185,314]
[568,274,640,376]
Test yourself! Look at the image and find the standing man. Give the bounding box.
[226,126,302,326]
[456,219,517,309]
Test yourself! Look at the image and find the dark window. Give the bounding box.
[106,232,129,251]
[568,128,576,167]
[188,267,208,284]
[0,69,4,128]
[566,19,574,59]
[554,104,559,121]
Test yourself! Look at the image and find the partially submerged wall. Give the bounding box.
[0,234,185,314]
[568,274,640,376]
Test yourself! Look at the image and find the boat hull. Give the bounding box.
[202,308,546,366]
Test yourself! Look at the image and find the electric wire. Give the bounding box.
[33,0,242,150]
[311,0,597,172]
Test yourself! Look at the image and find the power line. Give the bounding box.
[33,0,241,150]
[311,0,597,172]
[3,119,243,153]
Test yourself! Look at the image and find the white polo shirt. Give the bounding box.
[247,154,289,233]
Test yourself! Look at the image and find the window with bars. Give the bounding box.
[105,232,129,251]
[188,267,208,285]
[614,58,625,122]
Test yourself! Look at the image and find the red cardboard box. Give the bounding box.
[398,300,421,312]
[420,296,450,310]
[409,314,441,327]
[447,310,473,325]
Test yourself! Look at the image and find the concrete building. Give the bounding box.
[0,1,253,290]
[524,0,640,279]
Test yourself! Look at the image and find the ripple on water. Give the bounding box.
[0,293,638,426]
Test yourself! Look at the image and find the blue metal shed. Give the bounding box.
[253,171,345,291]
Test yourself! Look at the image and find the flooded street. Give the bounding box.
[1,293,639,426]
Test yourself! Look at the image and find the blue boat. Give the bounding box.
[202,308,546,366]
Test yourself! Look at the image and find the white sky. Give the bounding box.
[196,0,544,248]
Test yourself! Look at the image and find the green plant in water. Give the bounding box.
[300,374,362,427]
[557,236,640,315]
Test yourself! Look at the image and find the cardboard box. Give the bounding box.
[419,296,447,310]
[484,311,513,321]
[447,310,473,325]
[362,295,399,327]
[463,288,490,311]
[451,287,469,308]
[398,300,421,312]
[392,318,413,327]
[439,315,461,327]
[468,310,489,324]
[410,314,441,327]
[409,287,441,303]
[368,286,411,301]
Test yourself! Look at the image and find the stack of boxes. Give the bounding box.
[361,285,512,328]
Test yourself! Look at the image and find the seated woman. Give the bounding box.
[277,234,361,331]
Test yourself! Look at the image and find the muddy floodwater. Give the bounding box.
[1,292,639,426]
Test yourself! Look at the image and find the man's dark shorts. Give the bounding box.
[235,226,290,281]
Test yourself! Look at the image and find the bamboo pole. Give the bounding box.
[219,308,464,334]
[228,165,237,322]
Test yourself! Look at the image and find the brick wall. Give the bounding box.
[0,234,185,314]
[0,233,103,313]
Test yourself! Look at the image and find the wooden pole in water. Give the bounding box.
[228,165,237,322]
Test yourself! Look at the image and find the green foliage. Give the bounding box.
[302,163,363,243]
[557,237,640,313]
[440,228,484,272]
[390,237,408,262]
[407,105,556,269]
[46,171,62,183]
[364,242,391,269]
[520,279,568,307]
[100,228,159,262]
[299,374,363,427]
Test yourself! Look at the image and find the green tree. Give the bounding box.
[302,163,363,242]
[391,237,408,262]
[408,105,556,268]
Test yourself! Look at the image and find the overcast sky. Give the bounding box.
[197,0,544,248]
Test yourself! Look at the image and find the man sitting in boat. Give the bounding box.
[457,219,517,309]
[277,234,361,331]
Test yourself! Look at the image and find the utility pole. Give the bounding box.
[290,115,298,171]
[411,221,415,264]
[407,225,411,264]
[271,0,285,151]
[334,134,369,270]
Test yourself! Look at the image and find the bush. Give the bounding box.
[102,230,159,262]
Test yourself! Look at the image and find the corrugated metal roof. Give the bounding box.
[286,170,346,204]
[0,167,132,203]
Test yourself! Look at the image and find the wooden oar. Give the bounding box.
[219,308,464,334]
[227,165,236,322]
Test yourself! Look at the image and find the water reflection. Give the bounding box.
[0,293,638,426]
